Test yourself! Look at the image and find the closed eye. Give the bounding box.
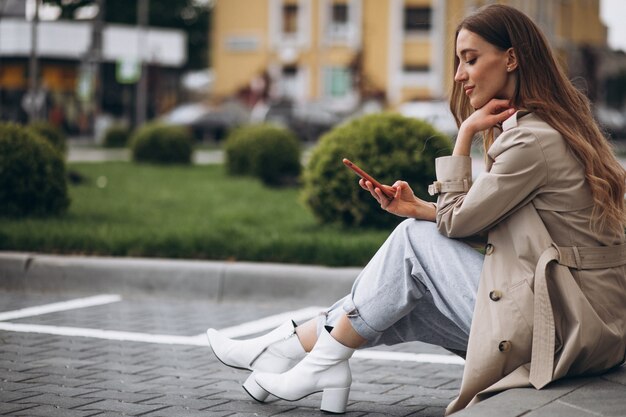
[466,58,477,65]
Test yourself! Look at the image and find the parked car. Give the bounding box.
[595,105,626,140]
[398,100,458,137]
[261,99,345,142]
[160,100,249,142]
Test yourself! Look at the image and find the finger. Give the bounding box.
[493,107,516,122]
[488,98,513,110]
[375,188,389,208]
[367,182,381,203]
[395,185,402,199]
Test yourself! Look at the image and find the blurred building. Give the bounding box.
[211,0,610,111]
[0,0,186,134]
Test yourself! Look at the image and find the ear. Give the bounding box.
[505,47,518,72]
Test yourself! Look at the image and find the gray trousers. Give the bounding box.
[319,219,484,352]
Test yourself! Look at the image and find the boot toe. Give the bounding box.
[254,372,294,400]
[206,329,248,370]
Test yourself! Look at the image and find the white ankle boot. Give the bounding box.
[254,326,355,414]
[206,320,306,402]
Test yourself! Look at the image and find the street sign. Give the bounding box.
[116,59,141,84]
[21,90,46,114]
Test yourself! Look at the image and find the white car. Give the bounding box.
[397,101,458,137]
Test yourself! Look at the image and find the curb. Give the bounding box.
[0,252,361,304]
[451,364,626,417]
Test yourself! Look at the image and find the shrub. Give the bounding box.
[103,124,131,148]
[224,124,301,186]
[28,121,67,155]
[130,122,193,164]
[0,123,70,217]
[301,113,453,228]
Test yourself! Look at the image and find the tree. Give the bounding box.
[42,0,211,69]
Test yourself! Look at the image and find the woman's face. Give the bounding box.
[454,29,517,109]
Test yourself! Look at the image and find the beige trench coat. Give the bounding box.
[428,112,626,415]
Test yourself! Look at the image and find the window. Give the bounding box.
[332,3,348,24]
[324,67,352,98]
[404,7,431,32]
[281,65,299,99]
[327,2,350,42]
[403,64,430,73]
[283,4,299,34]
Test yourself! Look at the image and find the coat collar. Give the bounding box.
[502,110,530,132]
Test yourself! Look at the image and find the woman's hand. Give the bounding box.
[454,98,516,156]
[359,179,436,221]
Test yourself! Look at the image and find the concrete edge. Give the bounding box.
[0,251,360,304]
[451,365,626,416]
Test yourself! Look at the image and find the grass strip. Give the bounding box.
[0,162,393,266]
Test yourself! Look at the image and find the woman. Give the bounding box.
[207,4,626,415]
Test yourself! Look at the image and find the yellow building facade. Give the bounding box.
[212,0,607,109]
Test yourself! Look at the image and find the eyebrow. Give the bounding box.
[457,48,478,59]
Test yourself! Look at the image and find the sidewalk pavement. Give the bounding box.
[1,251,624,416]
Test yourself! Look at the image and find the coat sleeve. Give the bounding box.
[434,128,549,238]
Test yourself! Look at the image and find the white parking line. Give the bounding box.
[0,294,122,321]
[209,306,327,338]
[354,350,464,365]
[0,321,463,364]
[0,322,208,346]
[0,296,464,365]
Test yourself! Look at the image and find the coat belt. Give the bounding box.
[529,243,626,389]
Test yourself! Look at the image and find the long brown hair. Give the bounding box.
[450,4,626,235]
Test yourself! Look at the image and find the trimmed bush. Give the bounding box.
[103,124,131,148]
[28,121,67,155]
[224,124,301,186]
[130,122,193,164]
[302,113,453,228]
[0,123,70,217]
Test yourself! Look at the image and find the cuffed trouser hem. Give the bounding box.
[315,296,387,348]
[342,299,384,343]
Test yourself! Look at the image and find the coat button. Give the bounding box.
[489,290,502,301]
[498,341,512,352]
[485,243,494,255]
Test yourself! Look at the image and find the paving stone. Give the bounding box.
[76,389,162,403]
[0,402,37,415]
[140,405,234,416]
[6,404,99,417]
[207,399,297,414]
[0,381,47,392]
[138,393,229,409]
[76,399,168,415]
[347,401,422,416]
[17,383,101,397]
[270,409,363,417]
[386,385,459,400]
[0,390,41,402]
[0,369,51,383]
[404,406,447,416]
[601,365,626,386]
[17,374,103,388]
[524,400,597,417]
[558,379,626,416]
[12,393,103,409]
[0,359,51,373]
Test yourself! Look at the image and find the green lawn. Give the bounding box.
[0,162,392,266]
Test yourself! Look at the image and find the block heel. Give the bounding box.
[243,373,270,402]
[320,386,350,414]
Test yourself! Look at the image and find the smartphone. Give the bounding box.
[343,158,395,199]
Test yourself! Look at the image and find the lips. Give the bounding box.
[464,86,474,96]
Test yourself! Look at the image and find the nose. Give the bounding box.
[454,63,467,83]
